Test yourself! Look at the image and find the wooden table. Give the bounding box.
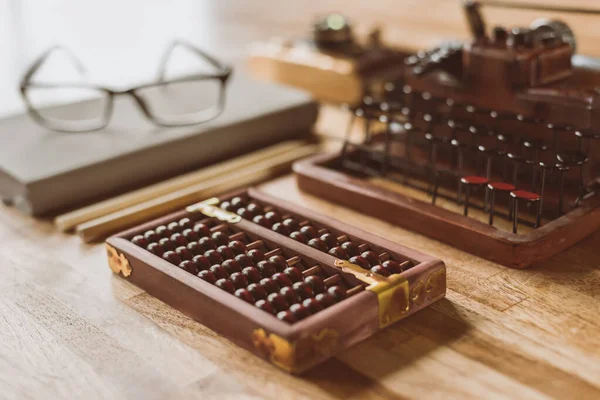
[1,1,600,399]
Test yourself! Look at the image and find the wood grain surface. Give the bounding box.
[1,1,600,399]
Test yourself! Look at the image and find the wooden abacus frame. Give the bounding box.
[105,188,446,374]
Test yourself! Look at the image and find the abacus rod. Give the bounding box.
[480,0,600,15]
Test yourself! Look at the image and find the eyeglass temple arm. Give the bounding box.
[157,40,232,83]
[20,45,87,89]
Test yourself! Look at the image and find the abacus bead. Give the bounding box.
[170,233,188,247]
[284,267,303,283]
[257,261,277,278]
[193,255,211,271]
[255,299,275,314]
[230,196,245,208]
[228,240,247,255]
[277,310,297,323]
[300,225,318,239]
[229,272,248,289]
[159,238,174,251]
[361,251,381,266]
[315,292,335,308]
[305,275,326,294]
[320,233,338,249]
[247,283,267,300]
[341,241,360,257]
[267,293,289,312]
[162,251,181,265]
[282,218,300,232]
[271,222,291,236]
[308,238,328,252]
[328,286,346,302]
[252,215,270,227]
[210,264,229,280]
[289,231,307,244]
[370,265,390,277]
[178,217,193,230]
[182,228,199,242]
[235,254,254,268]
[242,266,262,284]
[235,288,254,303]
[280,286,301,305]
[264,211,282,224]
[222,259,242,274]
[186,241,203,256]
[167,222,181,233]
[246,203,262,216]
[269,255,288,272]
[131,235,149,247]
[205,249,224,265]
[219,201,233,211]
[272,272,293,288]
[175,246,192,261]
[212,231,229,247]
[247,249,265,263]
[260,277,280,294]
[144,230,158,243]
[293,281,314,300]
[328,246,349,259]
[199,237,216,250]
[155,225,171,239]
[349,256,370,269]
[179,260,199,275]
[193,223,211,237]
[146,243,164,256]
[216,278,235,294]
[198,270,217,284]
[289,303,311,320]
[383,260,403,274]
[236,207,254,219]
[303,298,324,314]
[217,245,235,260]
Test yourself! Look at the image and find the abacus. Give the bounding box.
[105,188,446,373]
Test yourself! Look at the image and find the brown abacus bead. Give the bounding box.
[216,278,235,294]
[181,228,199,242]
[305,275,326,294]
[264,211,282,224]
[289,303,311,320]
[159,238,174,251]
[229,272,248,289]
[293,281,314,300]
[186,241,203,256]
[219,201,233,211]
[179,217,193,230]
[205,249,224,265]
[361,251,381,266]
[235,254,254,268]
[222,259,242,274]
[383,260,403,274]
[272,272,293,288]
[267,293,289,312]
[144,230,158,243]
[197,270,217,284]
[247,283,267,300]
[170,233,188,247]
[257,261,277,278]
[131,235,149,247]
[370,265,391,277]
[320,233,338,249]
[327,286,346,302]
[162,251,182,265]
[315,292,335,308]
[277,310,297,323]
[341,241,359,257]
[255,299,275,314]
[193,223,211,238]
[282,218,300,232]
[192,255,211,271]
[260,277,280,294]
[246,203,262,216]
[211,231,229,247]
[230,196,245,209]
[217,245,235,260]
[284,266,303,283]
[210,264,229,280]
[303,298,324,314]
[269,255,288,272]
[308,238,328,252]
[228,240,247,255]
[349,256,370,269]
[271,222,291,236]
[155,225,171,239]
[146,243,164,256]
[328,246,349,259]
[235,288,254,303]
[252,215,270,227]
[300,225,318,239]
[289,231,308,244]
[247,249,265,263]
[242,266,262,284]
[167,222,181,233]
[179,260,199,275]
[236,208,254,220]
[175,246,192,261]
[199,237,216,250]
[279,286,301,305]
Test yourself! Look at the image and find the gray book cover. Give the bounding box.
[0,73,317,215]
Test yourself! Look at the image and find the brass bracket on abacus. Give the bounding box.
[106,244,132,277]
[186,197,242,224]
[334,260,410,328]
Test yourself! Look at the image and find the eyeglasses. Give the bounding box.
[20,40,233,132]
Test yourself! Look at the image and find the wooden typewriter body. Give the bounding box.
[106,188,446,373]
[295,2,600,268]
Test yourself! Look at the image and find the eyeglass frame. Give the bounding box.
[19,40,233,132]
